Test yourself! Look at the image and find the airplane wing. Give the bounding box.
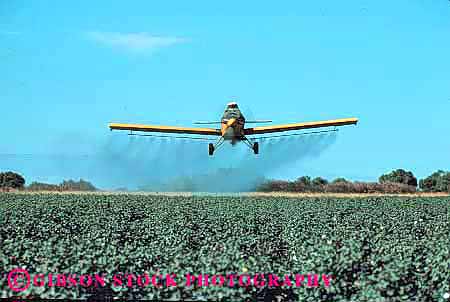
[109,123,222,136]
[244,117,358,135]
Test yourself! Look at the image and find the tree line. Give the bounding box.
[1,169,449,193]
[0,171,97,192]
[257,169,450,193]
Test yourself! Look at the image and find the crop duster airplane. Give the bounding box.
[109,102,358,156]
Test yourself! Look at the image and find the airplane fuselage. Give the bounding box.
[220,103,245,144]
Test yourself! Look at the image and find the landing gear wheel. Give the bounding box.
[208,143,215,156]
[253,142,259,154]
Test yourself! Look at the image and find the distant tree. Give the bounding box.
[27,182,60,191]
[379,169,417,187]
[332,177,350,184]
[419,174,437,192]
[256,177,417,194]
[295,176,311,187]
[289,176,311,192]
[308,177,327,192]
[312,177,328,186]
[0,171,25,190]
[419,170,450,192]
[60,179,97,191]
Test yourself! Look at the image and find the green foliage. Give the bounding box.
[419,170,450,192]
[0,194,449,301]
[332,178,350,184]
[258,177,417,193]
[26,179,97,192]
[27,182,61,191]
[379,169,418,187]
[60,179,97,191]
[312,177,328,186]
[295,176,311,186]
[0,171,25,190]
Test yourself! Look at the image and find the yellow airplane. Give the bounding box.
[109,102,358,155]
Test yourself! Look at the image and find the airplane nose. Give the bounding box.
[224,126,235,139]
[221,118,237,137]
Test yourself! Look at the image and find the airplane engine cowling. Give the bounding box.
[223,127,235,140]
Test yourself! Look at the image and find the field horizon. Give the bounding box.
[3,190,449,198]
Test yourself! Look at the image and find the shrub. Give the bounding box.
[295,176,311,187]
[27,182,61,191]
[60,179,97,191]
[257,178,417,194]
[379,169,418,187]
[26,179,97,192]
[332,177,350,184]
[312,177,328,186]
[0,171,25,190]
[419,170,450,192]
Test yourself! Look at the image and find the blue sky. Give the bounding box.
[1,1,450,188]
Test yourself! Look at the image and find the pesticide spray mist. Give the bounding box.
[88,131,338,192]
[0,132,337,191]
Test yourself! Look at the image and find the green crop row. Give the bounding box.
[0,193,449,301]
